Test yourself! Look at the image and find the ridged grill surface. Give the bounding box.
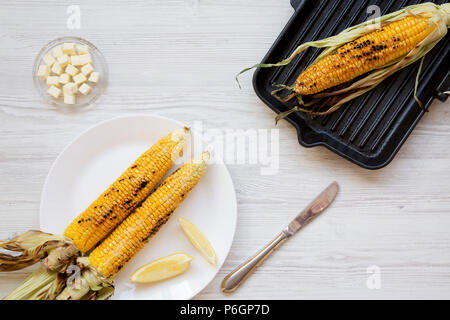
[253,0,449,169]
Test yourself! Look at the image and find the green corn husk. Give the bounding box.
[1,231,114,300]
[237,2,450,122]
[4,267,58,300]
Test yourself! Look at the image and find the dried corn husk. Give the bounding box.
[54,257,113,300]
[1,231,112,300]
[0,230,77,271]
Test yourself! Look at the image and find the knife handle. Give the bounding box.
[221,231,289,293]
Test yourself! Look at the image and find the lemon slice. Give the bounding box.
[178,217,217,265]
[130,253,193,283]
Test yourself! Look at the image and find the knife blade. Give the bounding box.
[221,181,339,293]
[286,181,339,236]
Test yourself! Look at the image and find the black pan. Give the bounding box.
[252,0,450,169]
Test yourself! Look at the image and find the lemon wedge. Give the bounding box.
[130,253,193,283]
[178,217,217,265]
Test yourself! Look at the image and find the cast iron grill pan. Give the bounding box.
[253,0,450,169]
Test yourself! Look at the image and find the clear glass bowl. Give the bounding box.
[32,36,108,110]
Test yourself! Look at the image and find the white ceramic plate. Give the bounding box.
[40,114,237,300]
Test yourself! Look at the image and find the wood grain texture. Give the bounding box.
[0,0,449,299]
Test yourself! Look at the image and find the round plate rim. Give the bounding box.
[39,113,237,300]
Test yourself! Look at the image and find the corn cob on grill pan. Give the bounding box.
[253,0,449,169]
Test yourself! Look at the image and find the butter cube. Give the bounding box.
[76,44,89,54]
[52,46,64,58]
[79,54,92,65]
[51,62,63,75]
[42,53,55,66]
[70,55,81,66]
[81,63,94,76]
[88,72,100,83]
[62,43,76,55]
[59,73,71,85]
[71,54,92,66]
[38,65,50,79]
[78,83,91,95]
[73,73,87,85]
[47,85,61,98]
[46,76,60,87]
[65,64,79,76]
[57,54,70,67]
[63,82,77,95]
[64,94,76,104]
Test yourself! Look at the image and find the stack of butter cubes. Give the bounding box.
[37,42,100,105]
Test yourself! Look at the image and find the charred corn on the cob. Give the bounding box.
[237,3,450,118]
[295,15,435,95]
[64,127,189,252]
[89,152,210,278]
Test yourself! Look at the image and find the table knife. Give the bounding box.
[221,181,339,293]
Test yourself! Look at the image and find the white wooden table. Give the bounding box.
[1,0,449,300]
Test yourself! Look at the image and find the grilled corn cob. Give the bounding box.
[237,3,449,118]
[294,15,435,95]
[89,152,209,278]
[64,127,189,252]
